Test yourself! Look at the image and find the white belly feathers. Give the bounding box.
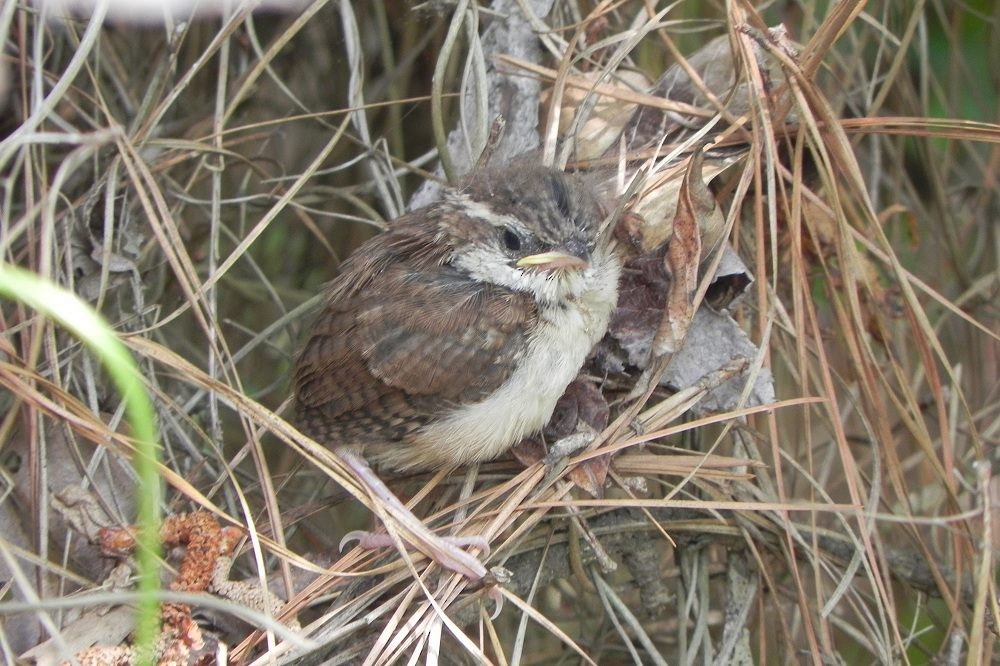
[407,251,620,469]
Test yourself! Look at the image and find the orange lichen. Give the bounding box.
[95,512,244,664]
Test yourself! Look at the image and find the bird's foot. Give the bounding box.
[482,565,511,619]
[341,526,505,616]
[338,527,489,580]
[340,531,490,558]
[336,450,490,580]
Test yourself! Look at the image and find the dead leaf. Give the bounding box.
[511,437,546,467]
[543,380,610,441]
[653,149,706,357]
[542,69,651,160]
[704,249,753,311]
[568,455,610,499]
[626,156,736,253]
[622,31,793,148]
[53,486,115,542]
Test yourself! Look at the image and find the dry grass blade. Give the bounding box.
[1,1,996,664]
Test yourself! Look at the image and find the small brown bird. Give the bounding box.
[293,165,620,578]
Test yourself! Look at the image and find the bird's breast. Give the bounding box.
[392,251,621,470]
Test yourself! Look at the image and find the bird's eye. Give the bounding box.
[501,227,522,252]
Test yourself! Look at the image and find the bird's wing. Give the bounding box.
[293,234,536,440]
[357,266,536,398]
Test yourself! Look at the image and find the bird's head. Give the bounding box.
[441,167,609,304]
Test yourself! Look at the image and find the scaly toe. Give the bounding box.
[339,530,395,552]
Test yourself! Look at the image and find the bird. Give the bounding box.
[292,165,621,579]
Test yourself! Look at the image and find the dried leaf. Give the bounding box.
[607,252,670,366]
[10,419,136,583]
[623,30,793,147]
[543,380,610,441]
[627,156,735,253]
[511,437,546,467]
[704,250,753,311]
[653,149,706,357]
[568,455,610,499]
[53,485,114,543]
[691,173,729,266]
[543,69,651,160]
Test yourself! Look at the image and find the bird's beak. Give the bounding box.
[516,251,589,271]
[516,240,590,271]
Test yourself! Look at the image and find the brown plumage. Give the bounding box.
[294,215,537,464]
[291,166,621,578]
[293,166,620,471]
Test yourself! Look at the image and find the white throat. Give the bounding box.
[451,242,599,306]
[397,247,621,469]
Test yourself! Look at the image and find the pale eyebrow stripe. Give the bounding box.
[444,192,530,234]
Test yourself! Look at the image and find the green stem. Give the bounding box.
[0,262,162,663]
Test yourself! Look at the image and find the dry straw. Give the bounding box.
[1,1,997,664]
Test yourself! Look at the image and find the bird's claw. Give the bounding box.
[482,565,511,619]
[441,534,490,557]
[485,585,503,619]
[339,530,491,579]
[339,529,392,552]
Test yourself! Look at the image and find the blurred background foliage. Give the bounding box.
[1,0,998,663]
